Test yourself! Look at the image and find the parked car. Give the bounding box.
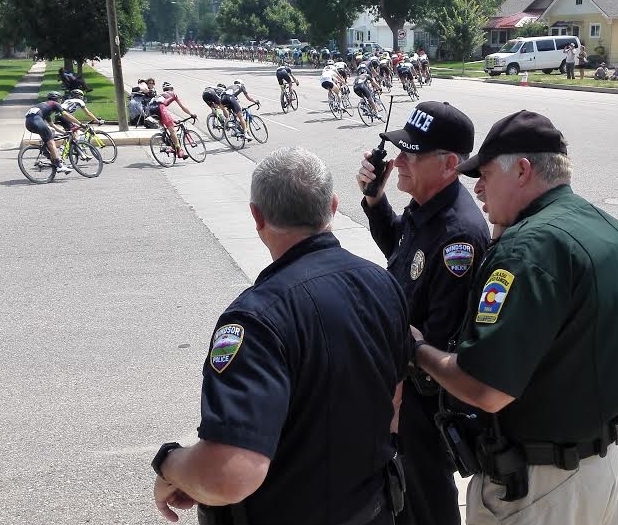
[484,35,581,76]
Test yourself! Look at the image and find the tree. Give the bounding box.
[513,20,547,38]
[16,0,145,66]
[216,0,307,44]
[439,0,488,74]
[0,0,26,57]
[295,0,363,50]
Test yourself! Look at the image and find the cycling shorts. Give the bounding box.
[399,68,413,80]
[25,114,53,142]
[337,69,348,80]
[353,83,372,99]
[55,114,74,131]
[276,71,292,85]
[202,88,222,107]
[149,103,174,128]
[221,93,241,114]
[379,64,390,76]
[321,80,334,90]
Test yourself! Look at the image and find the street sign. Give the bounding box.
[397,29,407,40]
[398,39,407,49]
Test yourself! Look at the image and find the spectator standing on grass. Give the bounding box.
[576,44,587,79]
[563,43,576,80]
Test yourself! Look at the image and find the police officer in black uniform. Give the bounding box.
[356,101,490,525]
[152,146,409,525]
[412,110,618,525]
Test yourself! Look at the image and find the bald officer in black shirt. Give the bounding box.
[152,146,409,525]
[413,110,618,525]
[357,101,490,525]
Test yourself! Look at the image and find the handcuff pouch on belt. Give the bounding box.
[197,503,248,525]
[434,410,482,478]
[384,448,406,515]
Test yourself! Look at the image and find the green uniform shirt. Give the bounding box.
[457,185,618,443]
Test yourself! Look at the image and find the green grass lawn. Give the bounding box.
[39,60,121,121]
[487,70,618,89]
[0,59,36,102]
[432,60,486,78]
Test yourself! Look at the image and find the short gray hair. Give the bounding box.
[251,147,334,231]
[494,152,572,184]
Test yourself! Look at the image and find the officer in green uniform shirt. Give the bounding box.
[410,110,618,525]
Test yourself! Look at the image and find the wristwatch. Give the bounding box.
[151,442,182,479]
[410,339,427,368]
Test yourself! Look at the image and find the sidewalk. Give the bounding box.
[0,62,155,151]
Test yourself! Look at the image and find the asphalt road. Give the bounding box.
[2,51,618,525]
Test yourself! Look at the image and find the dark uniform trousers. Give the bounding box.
[396,381,461,525]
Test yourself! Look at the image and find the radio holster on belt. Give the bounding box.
[435,410,482,478]
[384,447,406,515]
[476,416,528,502]
[197,503,248,525]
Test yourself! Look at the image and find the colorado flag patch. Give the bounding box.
[210,324,244,373]
[476,269,514,324]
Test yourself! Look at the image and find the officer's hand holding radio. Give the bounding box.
[356,150,395,205]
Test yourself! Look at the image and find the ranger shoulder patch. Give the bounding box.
[443,243,474,277]
[476,269,515,324]
[210,324,244,373]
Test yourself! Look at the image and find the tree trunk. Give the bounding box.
[383,14,405,52]
[64,58,73,72]
[77,61,83,76]
[338,28,347,56]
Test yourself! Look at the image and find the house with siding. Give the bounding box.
[539,0,618,64]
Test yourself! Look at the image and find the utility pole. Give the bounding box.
[106,0,128,131]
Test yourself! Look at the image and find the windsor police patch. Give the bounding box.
[410,249,425,280]
[443,243,474,277]
[210,324,244,373]
[476,269,515,324]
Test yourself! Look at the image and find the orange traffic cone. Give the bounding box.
[520,72,529,86]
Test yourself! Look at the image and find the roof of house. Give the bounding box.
[495,0,552,17]
[592,0,618,18]
[485,11,542,29]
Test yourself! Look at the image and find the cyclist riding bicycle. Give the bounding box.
[417,47,430,84]
[352,73,382,116]
[275,64,299,97]
[202,83,229,121]
[396,58,417,91]
[56,89,102,138]
[148,81,197,160]
[379,55,392,84]
[220,79,260,141]
[24,92,83,173]
[334,60,350,83]
[320,62,345,104]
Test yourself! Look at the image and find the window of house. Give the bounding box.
[575,0,582,4]
[551,27,568,36]
[590,24,600,38]
[367,31,371,40]
[490,30,508,46]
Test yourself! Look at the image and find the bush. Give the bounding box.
[586,54,605,69]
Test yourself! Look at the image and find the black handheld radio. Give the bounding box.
[363,95,395,197]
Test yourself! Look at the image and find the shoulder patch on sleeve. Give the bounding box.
[443,243,474,277]
[210,324,244,373]
[476,269,514,324]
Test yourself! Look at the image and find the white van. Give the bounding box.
[484,35,581,76]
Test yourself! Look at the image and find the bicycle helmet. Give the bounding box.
[47,91,62,101]
[357,64,368,74]
[233,79,244,86]
[69,89,84,99]
[162,81,174,91]
[326,59,334,65]
[216,83,226,89]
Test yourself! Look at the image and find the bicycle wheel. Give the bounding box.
[375,100,387,121]
[329,95,343,120]
[341,93,353,116]
[280,91,289,113]
[150,132,177,167]
[18,145,56,184]
[183,130,207,163]
[425,70,432,86]
[206,113,224,141]
[69,141,103,178]
[248,115,269,144]
[357,102,372,126]
[86,130,117,164]
[223,119,245,150]
[289,90,298,111]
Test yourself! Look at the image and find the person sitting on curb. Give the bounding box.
[594,62,609,80]
[610,66,618,81]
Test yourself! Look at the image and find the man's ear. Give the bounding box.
[331,193,339,216]
[250,202,265,231]
[517,158,533,187]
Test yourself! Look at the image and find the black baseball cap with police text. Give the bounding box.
[456,110,568,177]
[379,101,474,155]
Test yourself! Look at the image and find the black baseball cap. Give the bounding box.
[456,110,568,177]
[380,101,474,155]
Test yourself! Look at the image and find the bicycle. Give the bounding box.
[18,131,103,184]
[328,91,343,120]
[280,83,299,113]
[223,103,268,150]
[357,91,386,126]
[381,72,392,92]
[81,121,117,164]
[206,109,226,141]
[339,85,354,116]
[149,116,207,167]
[402,77,420,101]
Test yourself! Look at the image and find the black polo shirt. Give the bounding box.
[199,232,409,525]
[363,179,490,349]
